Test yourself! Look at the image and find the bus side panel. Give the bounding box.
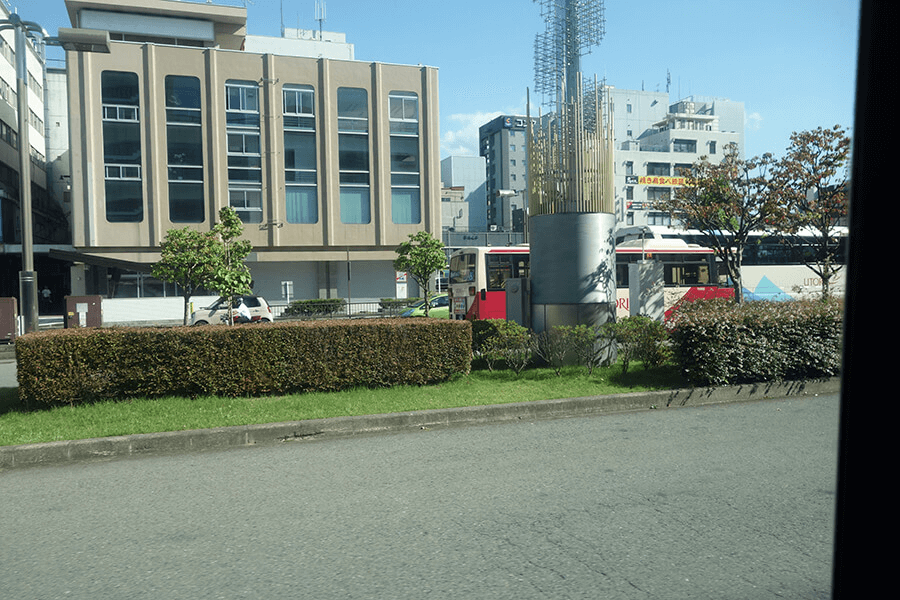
[479,291,508,320]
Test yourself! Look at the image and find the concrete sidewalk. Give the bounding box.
[0,370,840,470]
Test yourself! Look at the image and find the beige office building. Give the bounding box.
[63,0,440,302]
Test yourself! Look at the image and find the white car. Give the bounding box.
[190,296,273,326]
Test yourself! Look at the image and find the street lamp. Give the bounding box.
[0,13,109,334]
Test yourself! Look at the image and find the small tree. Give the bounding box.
[393,231,446,317]
[152,227,220,326]
[209,207,254,324]
[661,143,779,303]
[771,125,850,298]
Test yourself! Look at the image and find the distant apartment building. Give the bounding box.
[605,86,744,228]
[479,115,530,232]
[60,0,440,302]
[440,155,486,232]
[0,0,71,308]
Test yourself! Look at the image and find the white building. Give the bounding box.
[605,86,745,228]
[440,155,487,232]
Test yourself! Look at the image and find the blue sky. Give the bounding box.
[32,0,860,160]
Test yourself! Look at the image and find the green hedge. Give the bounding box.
[282,298,346,317]
[16,319,472,406]
[667,298,843,386]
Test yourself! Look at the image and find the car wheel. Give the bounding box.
[192,320,208,326]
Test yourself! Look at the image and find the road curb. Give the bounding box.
[0,378,840,470]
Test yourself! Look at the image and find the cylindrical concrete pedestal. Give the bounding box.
[529,212,617,334]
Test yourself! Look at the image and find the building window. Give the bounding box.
[626,186,634,201]
[625,161,633,175]
[283,84,317,224]
[647,187,671,204]
[626,103,632,113]
[102,70,143,222]
[647,162,670,176]
[165,75,204,223]
[647,211,672,226]
[673,139,697,153]
[709,141,717,155]
[338,87,370,224]
[389,91,420,224]
[226,80,262,223]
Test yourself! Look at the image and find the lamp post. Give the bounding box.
[0,12,109,333]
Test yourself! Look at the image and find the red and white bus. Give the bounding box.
[447,239,723,321]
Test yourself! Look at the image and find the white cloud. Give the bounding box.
[440,111,502,158]
[747,112,763,131]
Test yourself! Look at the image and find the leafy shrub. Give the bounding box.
[283,298,346,317]
[667,298,842,386]
[473,319,533,373]
[598,315,670,374]
[379,297,420,315]
[16,319,472,405]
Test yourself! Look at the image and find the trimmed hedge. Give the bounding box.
[16,319,472,406]
[668,298,843,386]
[282,298,346,317]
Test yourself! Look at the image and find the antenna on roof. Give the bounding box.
[315,0,326,40]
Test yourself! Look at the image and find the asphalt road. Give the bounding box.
[0,394,838,600]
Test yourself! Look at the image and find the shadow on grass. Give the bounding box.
[0,387,24,415]
[468,361,687,389]
[609,364,686,389]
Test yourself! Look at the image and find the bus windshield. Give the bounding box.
[449,252,476,284]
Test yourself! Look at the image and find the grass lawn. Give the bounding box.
[0,363,685,447]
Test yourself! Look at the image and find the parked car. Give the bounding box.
[190,295,273,326]
[399,293,450,318]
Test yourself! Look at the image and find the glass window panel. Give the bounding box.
[165,75,201,109]
[285,186,318,224]
[339,134,369,171]
[390,136,419,172]
[229,188,262,223]
[103,121,141,164]
[169,181,204,223]
[392,188,420,224]
[105,179,143,222]
[167,124,203,166]
[284,131,317,170]
[101,71,139,105]
[391,173,419,187]
[340,187,371,224]
[337,87,368,119]
[283,85,314,116]
[168,166,203,182]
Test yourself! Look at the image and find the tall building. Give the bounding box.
[60,0,440,302]
[479,115,530,232]
[440,155,486,232]
[0,0,71,309]
[605,86,744,228]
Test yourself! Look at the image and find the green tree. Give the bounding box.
[151,227,219,326]
[662,143,779,303]
[152,207,253,326]
[393,231,446,317]
[209,206,253,324]
[771,125,850,298]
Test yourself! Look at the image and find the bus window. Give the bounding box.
[487,254,513,290]
[486,253,528,291]
[666,264,710,285]
[449,252,476,284]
